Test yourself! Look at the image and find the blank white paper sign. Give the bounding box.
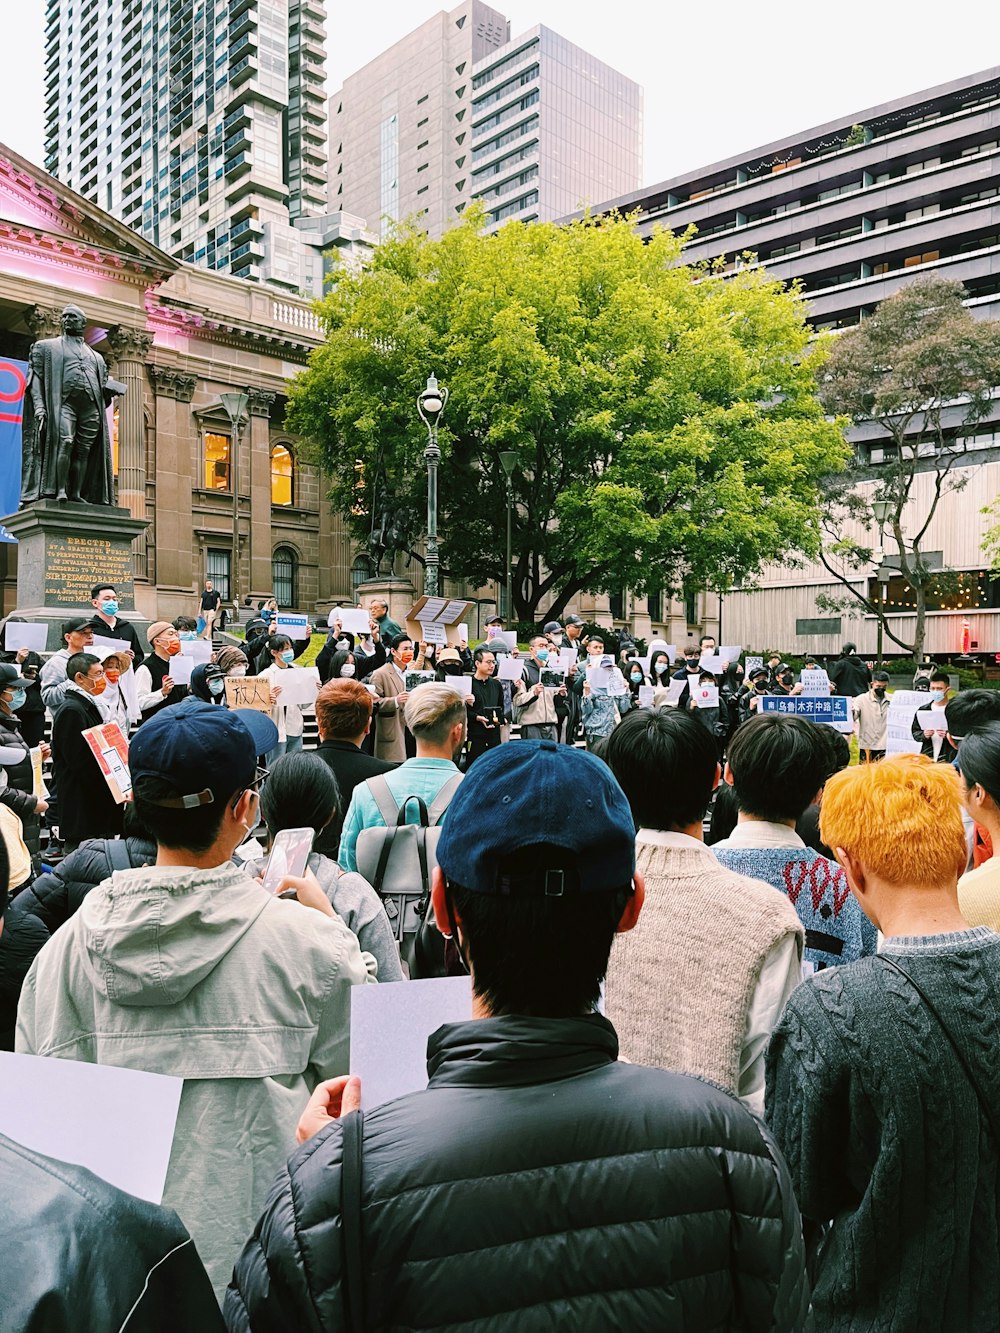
[339,607,372,636]
[170,654,195,686]
[4,622,48,652]
[351,976,472,1111]
[0,1052,182,1204]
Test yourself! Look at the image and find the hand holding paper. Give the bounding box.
[296,1075,363,1145]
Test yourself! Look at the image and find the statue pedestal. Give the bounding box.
[1,501,151,653]
[355,577,417,625]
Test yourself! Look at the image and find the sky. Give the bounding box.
[0,0,992,189]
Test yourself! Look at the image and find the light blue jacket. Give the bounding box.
[339,757,462,872]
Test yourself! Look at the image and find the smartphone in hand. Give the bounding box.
[261,826,315,894]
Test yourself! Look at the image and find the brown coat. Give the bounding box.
[370,662,409,762]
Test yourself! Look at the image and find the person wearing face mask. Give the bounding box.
[0,663,48,876]
[187,662,228,706]
[214,645,250,681]
[259,634,305,764]
[512,636,567,741]
[739,666,775,724]
[317,623,386,685]
[625,657,650,707]
[912,670,958,763]
[647,650,675,707]
[98,652,131,732]
[50,652,123,851]
[134,622,189,721]
[312,680,399,859]
[670,644,705,712]
[173,616,199,643]
[370,634,418,763]
[852,670,891,762]
[85,582,144,668]
[17,701,371,1303]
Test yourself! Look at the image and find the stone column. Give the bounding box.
[105,326,154,579]
[149,367,197,593]
[248,389,275,598]
[24,304,63,341]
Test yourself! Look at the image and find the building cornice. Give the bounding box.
[0,219,173,287]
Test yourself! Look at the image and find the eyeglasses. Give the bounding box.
[232,766,269,810]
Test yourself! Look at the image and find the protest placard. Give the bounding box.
[339,607,373,636]
[540,669,565,688]
[719,646,742,663]
[760,695,852,732]
[273,666,320,708]
[82,722,132,802]
[586,665,613,692]
[915,709,949,733]
[745,656,764,677]
[405,596,472,648]
[440,674,474,697]
[404,670,435,693]
[699,654,725,675]
[662,677,686,706]
[168,654,194,686]
[558,648,578,673]
[181,639,213,663]
[885,690,930,756]
[350,977,472,1111]
[0,1052,182,1205]
[638,685,655,708]
[3,621,47,653]
[225,676,274,712]
[30,747,48,800]
[497,656,524,682]
[694,684,719,707]
[799,668,831,696]
[457,623,469,645]
[418,620,448,647]
[491,630,518,652]
[276,613,310,640]
[91,635,133,661]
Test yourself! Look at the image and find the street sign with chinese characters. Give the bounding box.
[760,694,852,732]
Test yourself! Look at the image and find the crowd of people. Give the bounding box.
[0,595,999,1330]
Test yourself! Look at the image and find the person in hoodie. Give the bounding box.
[16,702,371,1303]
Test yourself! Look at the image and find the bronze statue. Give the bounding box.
[21,305,117,506]
[371,499,417,574]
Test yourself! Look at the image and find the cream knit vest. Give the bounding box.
[605,840,802,1094]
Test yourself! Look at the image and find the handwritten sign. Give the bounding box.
[638,685,655,708]
[225,676,274,712]
[82,722,132,803]
[885,690,929,756]
[760,695,852,731]
[799,668,831,696]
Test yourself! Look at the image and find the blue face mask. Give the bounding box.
[930,689,946,702]
[208,678,225,697]
[99,600,118,617]
[281,649,295,664]
[7,689,25,711]
[630,671,642,682]
[179,631,197,641]
[536,649,549,662]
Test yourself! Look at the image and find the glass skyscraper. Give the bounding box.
[42,0,328,288]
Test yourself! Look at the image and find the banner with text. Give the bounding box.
[761,694,852,731]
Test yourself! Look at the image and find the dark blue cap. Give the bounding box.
[130,701,278,808]
[436,740,635,895]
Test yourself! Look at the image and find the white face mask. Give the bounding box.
[340,664,356,677]
[229,668,246,678]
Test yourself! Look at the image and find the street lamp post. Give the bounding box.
[416,374,448,598]
[872,499,893,668]
[499,450,517,620]
[220,390,249,611]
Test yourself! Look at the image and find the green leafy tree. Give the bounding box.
[816,275,1000,662]
[288,206,848,622]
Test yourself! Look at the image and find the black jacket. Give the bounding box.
[0,1132,224,1332]
[51,690,124,844]
[225,1015,809,1332]
[83,614,145,668]
[911,709,959,763]
[829,653,871,697]
[312,740,397,858]
[0,710,41,869]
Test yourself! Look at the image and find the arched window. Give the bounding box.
[351,553,376,600]
[272,546,297,608]
[271,444,294,505]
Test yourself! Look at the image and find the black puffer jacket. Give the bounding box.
[226,1015,810,1332]
[0,710,41,869]
[0,836,156,1048]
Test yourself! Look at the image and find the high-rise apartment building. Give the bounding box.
[329,1,642,239]
[42,0,328,290]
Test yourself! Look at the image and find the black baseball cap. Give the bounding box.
[61,617,93,638]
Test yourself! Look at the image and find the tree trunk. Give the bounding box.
[912,582,927,664]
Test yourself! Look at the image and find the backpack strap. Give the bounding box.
[105,838,133,873]
[427,772,463,827]
[340,1109,366,1333]
[365,775,400,828]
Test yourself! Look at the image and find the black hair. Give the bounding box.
[604,708,718,831]
[0,822,9,921]
[726,714,829,822]
[132,775,241,853]
[930,669,950,686]
[328,649,356,679]
[957,722,1000,806]
[649,650,672,676]
[67,651,99,681]
[122,800,157,844]
[389,633,412,652]
[91,583,116,599]
[707,780,739,844]
[260,752,341,836]
[814,725,851,781]
[872,670,890,683]
[444,879,631,1017]
[269,634,293,655]
[946,689,1000,741]
[841,642,856,655]
[473,645,496,666]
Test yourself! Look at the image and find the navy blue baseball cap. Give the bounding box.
[130,701,278,808]
[436,739,635,895]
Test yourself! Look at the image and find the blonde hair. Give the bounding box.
[403,683,466,743]
[820,754,966,886]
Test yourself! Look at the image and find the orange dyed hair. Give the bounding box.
[819,754,966,886]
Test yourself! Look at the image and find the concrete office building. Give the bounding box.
[583,65,1000,658]
[329,1,641,239]
[43,0,329,291]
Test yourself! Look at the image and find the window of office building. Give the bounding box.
[204,431,231,490]
[271,444,293,505]
[272,546,297,607]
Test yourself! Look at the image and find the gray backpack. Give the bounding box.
[354,772,463,957]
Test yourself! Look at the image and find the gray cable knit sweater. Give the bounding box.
[766,927,1000,1332]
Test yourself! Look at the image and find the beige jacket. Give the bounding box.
[371,662,409,762]
[852,689,890,749]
